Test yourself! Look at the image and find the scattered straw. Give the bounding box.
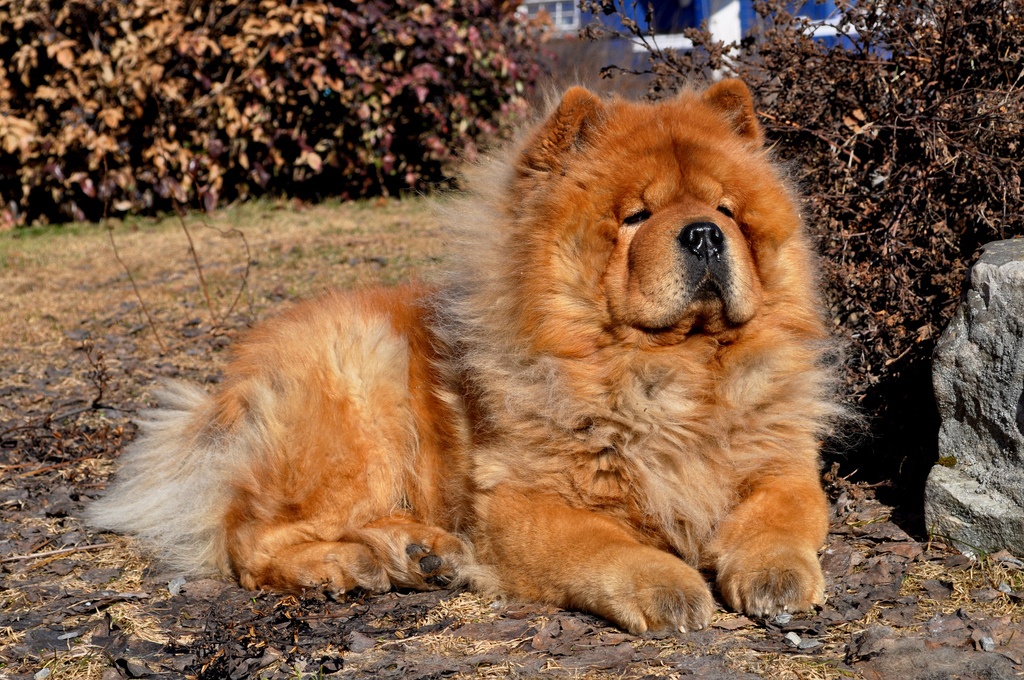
[419,591,500,628]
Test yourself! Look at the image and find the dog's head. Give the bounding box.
[500,80,815,354]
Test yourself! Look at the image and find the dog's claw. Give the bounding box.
[427,573,452,587]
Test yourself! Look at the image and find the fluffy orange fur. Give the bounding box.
[90,80,840,634]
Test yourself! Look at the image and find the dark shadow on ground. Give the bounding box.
[825,354,941,540]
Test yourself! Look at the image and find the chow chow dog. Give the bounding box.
[90,79,839,634]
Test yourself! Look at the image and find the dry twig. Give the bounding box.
[175,205,221,328]
[0,542,117,564]
[105,221,168,353]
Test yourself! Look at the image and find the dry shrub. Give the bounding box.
[0,0,540,225]
[586,0,1024,497]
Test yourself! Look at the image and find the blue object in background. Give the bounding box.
[523,0,850,46]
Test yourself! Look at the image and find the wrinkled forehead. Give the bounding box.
[589,101,761,192]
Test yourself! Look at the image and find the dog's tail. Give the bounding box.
[88,381,233,575]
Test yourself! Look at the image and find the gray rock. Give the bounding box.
[925,466,1024,554]
[925,238,1024,556]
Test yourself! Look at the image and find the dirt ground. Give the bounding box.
[2,200,1023,680]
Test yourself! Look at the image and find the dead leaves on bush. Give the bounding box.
[592,0,1024,483]
[0,0,541,226]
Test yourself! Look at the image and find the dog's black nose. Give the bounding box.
[679,222,724,260]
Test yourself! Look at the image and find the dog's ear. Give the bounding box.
[701,79,763,147]
[518,87,604,174]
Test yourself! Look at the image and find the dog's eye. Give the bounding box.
[623,210,651,226]
[717,205,734,219]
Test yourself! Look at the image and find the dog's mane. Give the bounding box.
[429,91,847,564]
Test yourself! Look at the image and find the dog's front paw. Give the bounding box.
[716,547,824,618]
[597,549,714,634]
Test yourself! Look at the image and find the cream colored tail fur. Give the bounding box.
[87,381,231,575]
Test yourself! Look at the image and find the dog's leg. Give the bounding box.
[234,534,390,596]
[476,485,714,634]
[710,472,828,618]
[228,516,468,597]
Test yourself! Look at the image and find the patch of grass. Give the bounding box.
[30,651,109,680]
[0,196,442,424]
[419,592,499,628]
[901,554,1024,624]
[416,631,526,659]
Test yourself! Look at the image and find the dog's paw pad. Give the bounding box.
[419,554,444,575]
[405,543,429,558]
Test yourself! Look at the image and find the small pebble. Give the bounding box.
[168,577,187,596]
[798,638,823,650]
[773,613,793,625]
[980,636,996,652]
[998,582,1012,594]
[784,631,802,647]
[56,631,79,641]
[35,669,51,680]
